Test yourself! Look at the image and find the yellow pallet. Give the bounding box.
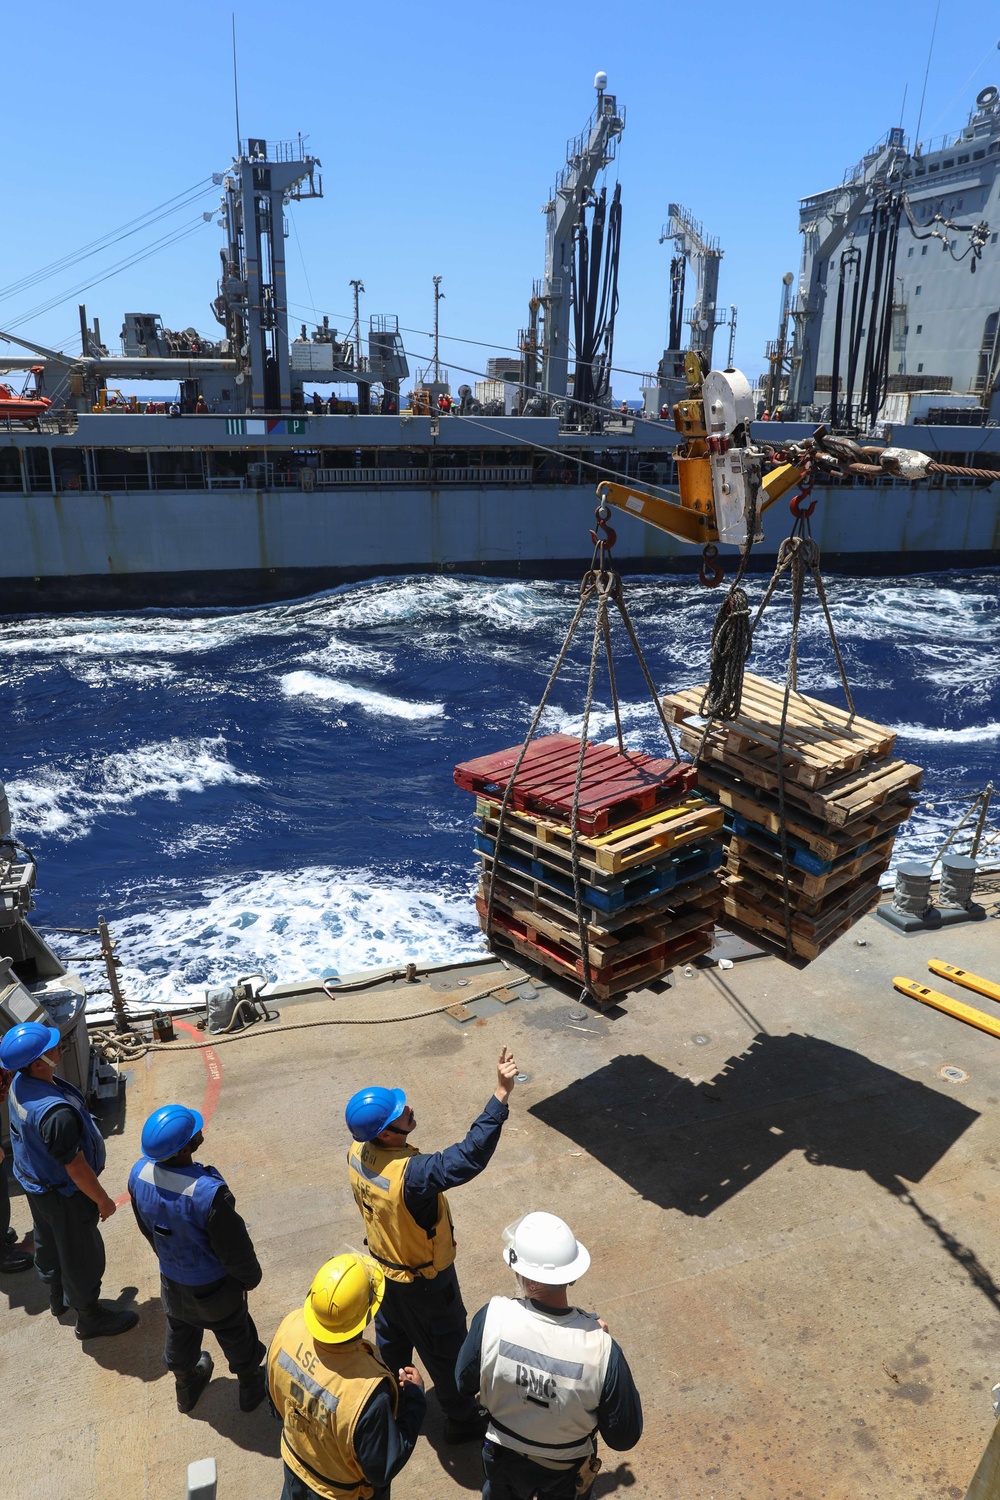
[475,793,722,875]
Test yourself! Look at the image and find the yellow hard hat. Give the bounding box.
[303,1254,385,1343]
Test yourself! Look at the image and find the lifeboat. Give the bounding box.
[0,383,52,420]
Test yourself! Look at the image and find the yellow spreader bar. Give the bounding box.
[928,958,1000,1004]
[894,977,1000,1040]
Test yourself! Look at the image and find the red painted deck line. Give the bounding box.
[112,1020,223,1208]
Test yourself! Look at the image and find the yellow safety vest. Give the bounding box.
[348,1139,456,1283]
[267,1309,398,1500]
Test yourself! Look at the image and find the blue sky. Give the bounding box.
[1,1,996,397]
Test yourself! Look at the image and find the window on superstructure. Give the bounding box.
[992,232,998,243]
[908,247,914,257]
[916,325,922,333]
[943,158,954,168]
[918,363,924,372]
[974,149,985,160]
[957,155,969,165]
[922,245,928,254]
[915,287,922,295]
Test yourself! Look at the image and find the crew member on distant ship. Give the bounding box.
[129,1103,267,1413]
[345,1047,519,1443]
[0,1022,139,1338]
[456,1212,643,1500]
[269,1253,426,1500]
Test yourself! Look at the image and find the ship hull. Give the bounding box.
[2,479,997,613]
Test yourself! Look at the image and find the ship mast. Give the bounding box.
[538,73,624,404]
[218,136,322,413]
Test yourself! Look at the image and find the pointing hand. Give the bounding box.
[495,1046,519,1104]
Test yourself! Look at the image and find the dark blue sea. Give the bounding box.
[4,571,998,1017]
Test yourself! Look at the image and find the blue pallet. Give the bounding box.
[727,813,875,877]
[475,833,722,914]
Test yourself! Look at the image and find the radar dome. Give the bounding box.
[594,71,608,92]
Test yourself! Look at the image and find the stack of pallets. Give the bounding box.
[454,734,725,1004]
[661,673,923,962]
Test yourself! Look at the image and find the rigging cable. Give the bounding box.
[0,178,218,308]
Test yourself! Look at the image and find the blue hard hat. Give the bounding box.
[141,1104,205,1162]
[345,1086,407,1142]
[0,1022,61,1072]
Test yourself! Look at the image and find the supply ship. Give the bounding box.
[1,76,998,613]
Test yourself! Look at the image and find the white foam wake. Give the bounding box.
[6,737,257,841]
[280,670,444,719]
[893,721,1000,745]
[100,865,482,1014]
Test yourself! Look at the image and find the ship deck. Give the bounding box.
[5,887,1000,1499]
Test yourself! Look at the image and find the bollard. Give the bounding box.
[186,1457,217,1500]
[878,861,937,933]
[891,862,934,917]
[940,854,978,911]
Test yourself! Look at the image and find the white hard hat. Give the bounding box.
[502,1212,591,1284]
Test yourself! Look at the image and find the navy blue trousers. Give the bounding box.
[482,1442,584,1500]
[374,1263,476,1422]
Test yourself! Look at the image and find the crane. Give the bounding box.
[662,205,724,368]
[537,73,624,403]
[596,353,981,582]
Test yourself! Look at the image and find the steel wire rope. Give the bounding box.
[5,219,213,332]
[0,177,218,307]
[284,300,676,412]
[89,973,535,1058]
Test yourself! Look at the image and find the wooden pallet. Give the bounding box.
[685,729,922,828]
[695,760,912,863]
[474,827,723,914]
[476,882,718,966]
[721,873,881,960]
[486,917,714,1004]
[477,854,722,934]
[454,735,695,833]
[724,842,892,917]
[663,673,896,790]
[724,808,902,877]
[725,833,895,905]
[475,794,723,875]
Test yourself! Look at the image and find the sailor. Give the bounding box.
[0,1061,33,1273]
[195,396,208,414]
[268,1253,426,1500]
[456,1211,643,1499]
[345,1046,519,1443]
[128,1103,267,1413]
[0,1021,139,1338]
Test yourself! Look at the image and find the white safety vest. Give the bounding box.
[479,1296,611,1465]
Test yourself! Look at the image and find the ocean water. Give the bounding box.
[4,570,998,1016]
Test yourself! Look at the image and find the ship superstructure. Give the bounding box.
[788,85,1000,431]
[0,77,996,613]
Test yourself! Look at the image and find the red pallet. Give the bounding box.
[454,735,695,834]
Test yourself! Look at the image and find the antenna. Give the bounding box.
[231,13,242,159]
[914,0,941,149]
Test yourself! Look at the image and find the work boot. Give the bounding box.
[0,1246,32,1273]
[4,1226,17,1244]
[175,1352,214,1414]
[443,1408,489,1444]
[75,1300,140,1340]
[238,1365,267,1411]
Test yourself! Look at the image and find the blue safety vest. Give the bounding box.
[127,1157,229,1286]
[7,1072,107,1197]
